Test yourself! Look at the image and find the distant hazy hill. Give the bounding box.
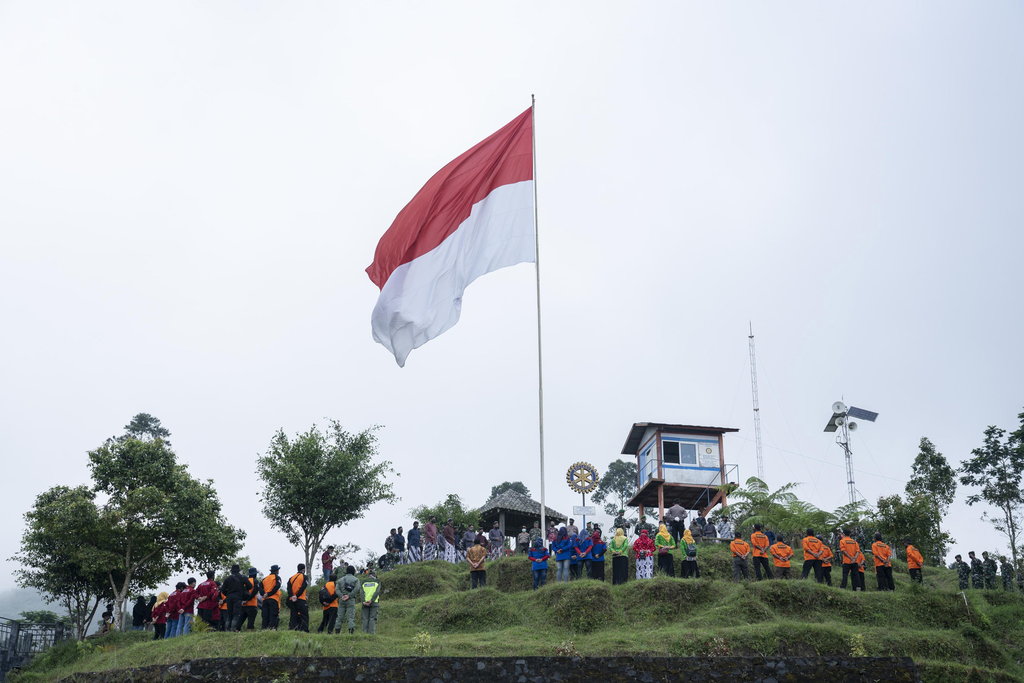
[0,587,57,621]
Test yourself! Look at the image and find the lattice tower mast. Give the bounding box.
[748,322,765,480]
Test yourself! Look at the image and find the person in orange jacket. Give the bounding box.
[904,538,924,584]
[838,529,861,591]
[729,533,751,581]
[818,536,834,586]
[871,533,895,591]
[750,524,773,581]
[853,549,867,591]
[800,529,825,583]
[769,536,794,579]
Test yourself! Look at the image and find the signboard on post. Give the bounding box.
[573,506,596,516]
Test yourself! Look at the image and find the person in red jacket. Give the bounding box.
[177,578,197,635]
[164,583,183,638]
[195,570,220,627]
[152,591,170,640]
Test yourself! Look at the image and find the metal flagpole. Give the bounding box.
[532,94,547,538]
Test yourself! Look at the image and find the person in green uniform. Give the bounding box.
[952,554,970,591]
[334,566,360,634]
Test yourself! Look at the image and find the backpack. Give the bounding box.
[318,585,335,605]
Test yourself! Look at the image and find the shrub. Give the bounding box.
[413,588,521,632]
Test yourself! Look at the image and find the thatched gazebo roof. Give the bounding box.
[478,490,567,537]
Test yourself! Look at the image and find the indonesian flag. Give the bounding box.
[366,108,535,366]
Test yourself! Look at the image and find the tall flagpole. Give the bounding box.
[532,94,547,537]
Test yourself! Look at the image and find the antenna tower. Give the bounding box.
[748,322,765,480]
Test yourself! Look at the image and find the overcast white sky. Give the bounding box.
[2,2,1022,586]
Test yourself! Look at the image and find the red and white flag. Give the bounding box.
[366,108,535,366]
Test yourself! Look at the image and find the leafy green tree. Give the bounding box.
[410,494,481,531]
[488,481,530,500]
[875,493,953,565]
[725,477,800,532]
[88,427,245,629]
[960,416,1024,568]
[18,610,62,624]
[906,437,957,513]
[257,420,397,573]
[591,459,638,517]
[123,412,171,443]
[12,485,111,639]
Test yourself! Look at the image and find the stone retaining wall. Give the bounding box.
[62,656,920,682]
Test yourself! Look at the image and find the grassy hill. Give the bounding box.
[13,543,1024,682]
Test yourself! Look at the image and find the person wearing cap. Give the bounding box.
[261,565,282,629]
[287,563,310,632]
[321,546,336,582]
[516,526,531,554]
[335,565,361,634]
[237,568,260,630]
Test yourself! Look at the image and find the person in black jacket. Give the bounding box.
[131,596,151,630]
[220,564,246,632]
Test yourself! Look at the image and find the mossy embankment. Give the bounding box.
[13,544,1024,682]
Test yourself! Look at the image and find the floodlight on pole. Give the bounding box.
[823,401,878,505]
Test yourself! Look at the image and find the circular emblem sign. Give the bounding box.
[566,461,600,494]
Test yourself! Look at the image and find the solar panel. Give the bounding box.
[823,412,842,432]
[848,406,878,422]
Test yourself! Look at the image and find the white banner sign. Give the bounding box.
[572,505,597,516]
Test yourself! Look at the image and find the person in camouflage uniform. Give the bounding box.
[998,557,1014,591]
[528,521,542,544]
[968,551,984,589]
[952,554,970,590]
[634,515,656,538]
[982,552,998,590]
[612,510,633,536]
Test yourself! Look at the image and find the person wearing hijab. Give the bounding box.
[553,526,572,582]
[575,531,594,578]
[568,533,583,580]
[152,591,170,640]
[589,530,607,581]
[681,529,700,578]
[655,523,677,577]
[633,529,655,579]
[609,528,630,585]
[528,537,550,589]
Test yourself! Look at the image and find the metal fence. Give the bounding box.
[0,616,69,681]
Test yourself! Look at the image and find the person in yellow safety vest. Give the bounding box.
[358,570,381,634]
[800,529,825,583]
[261,565,282,630]
[287,563,309,632]
[839,528,861,591]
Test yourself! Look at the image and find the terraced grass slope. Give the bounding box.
[14,543,1024,682]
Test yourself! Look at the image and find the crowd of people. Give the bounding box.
[117,505,1022,640]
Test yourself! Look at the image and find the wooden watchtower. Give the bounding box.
[622,422,739,520]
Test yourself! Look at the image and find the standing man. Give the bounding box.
[529,520,542,545]
[467,537,488,588]
[819,538,834,586]
[408,521,422,563]
[238,568,260,630]
[717,516,734,541]
[316,572,338,633]
[321,546,336,582]
[516,526,531,554]
[164,583,182,638]
[729,532,751,581]
[488,521,505,560]
[853,548,867,591]
[335,565,360,634]
[287,563,309,632]
[769,536,794,579]
[801,529,824,583]
[394,527,407,564]
[952,554,970,591]
[636,515,655,538]
[750,524,772,580]
[612,510,633,537]
[871,533,895,591]
[261,565,282,630]
[176,578,197,635]
[423,517,438,561]
[969,551,984,589]
[462,525,478,557]
[665,501,687,543]
[221,564,246,632]
[1000,556,1015,592]
[982,552,998,590]
[195,571,220,627]
[358,569,381,635]
[442,519,457,563]
[566,518,579,536]
[839,529,861,590]
[905,539,924,584]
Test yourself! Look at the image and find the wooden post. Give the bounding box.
[499,510,506,539]
[657,483,665,521]
[718,433,728,508]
